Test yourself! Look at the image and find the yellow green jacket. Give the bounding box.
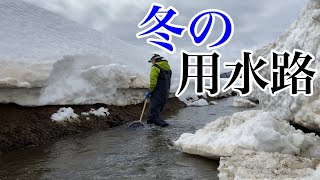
[149,60,171,92]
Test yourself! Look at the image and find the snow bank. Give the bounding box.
[174,0,320,178]
[174,110,320,159]
[0,55,150,106]
[0,0,232,106]
[218,148,320,180]
[233,97,257,108]
[246,0,320,132]
[51,107,79,122]
[0,0,155,106]
[39,55,149,106]
[0,60,53,88]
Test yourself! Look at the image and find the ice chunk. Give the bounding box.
[175,110,320,159]
[189,99,209,107]
[51,107,79,122]
[81,112,89,116]
[233,97,256,108]
[89,107,110,117]
[209,101,218,105]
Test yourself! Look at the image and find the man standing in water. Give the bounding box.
[145,54,172,127]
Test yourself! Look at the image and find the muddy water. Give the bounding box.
[0,97,256,180]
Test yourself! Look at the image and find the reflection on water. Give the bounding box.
[0,97,256,179]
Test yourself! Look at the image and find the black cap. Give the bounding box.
[148,54,163,63]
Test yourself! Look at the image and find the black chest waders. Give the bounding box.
[146,64,172,127]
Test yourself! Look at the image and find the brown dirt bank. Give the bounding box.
[0,98,185,152]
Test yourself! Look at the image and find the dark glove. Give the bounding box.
[145,90,151,98]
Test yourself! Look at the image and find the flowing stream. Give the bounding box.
[0,97,256,179]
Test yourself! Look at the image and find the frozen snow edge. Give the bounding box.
[174,110,320,159]
[0,55,151,106]
[218,147,320,179]
[0,55,235,106]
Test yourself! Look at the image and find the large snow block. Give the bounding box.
[174,110,320,159]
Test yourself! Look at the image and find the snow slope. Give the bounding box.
[248,0,320,131]
[0,0,147,64]
[0,0,151,106]
[175,0,320,178]
[0,0,233,106]
[175,0,320,146]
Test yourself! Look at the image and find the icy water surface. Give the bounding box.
[0,97,256,179]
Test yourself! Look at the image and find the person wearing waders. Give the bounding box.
[145,54,172,127]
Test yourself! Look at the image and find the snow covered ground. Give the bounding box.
[175,0,320,178]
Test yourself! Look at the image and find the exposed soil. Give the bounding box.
[0,98,185,152]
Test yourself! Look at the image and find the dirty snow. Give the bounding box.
[218,148,320,180]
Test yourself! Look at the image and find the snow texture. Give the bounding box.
[218,148,320,180]
[175,110,320,159]
[51,107,79,122]
[246,0,320,132]
[38,56,149,106]
[0,0,154,106]
[88,107,110,117]
[233,97,257,108]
